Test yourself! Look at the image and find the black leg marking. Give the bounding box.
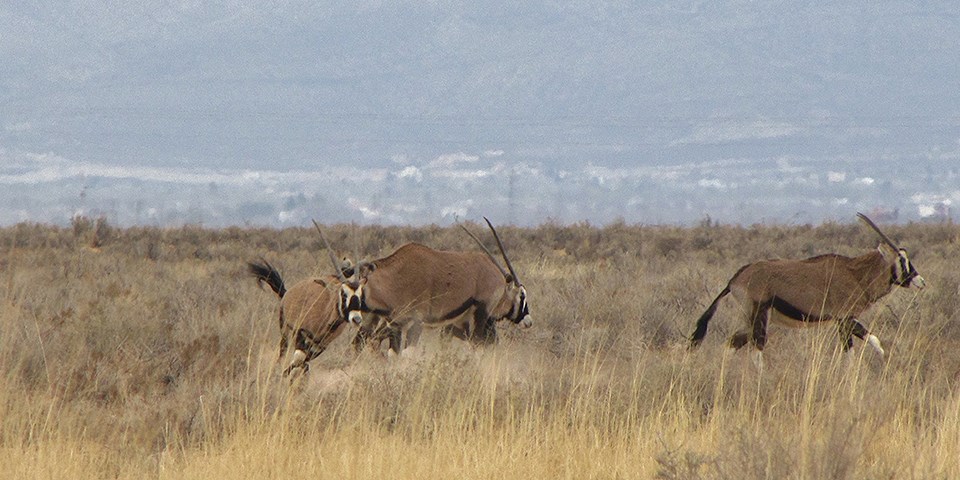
[837,318,855,352]
[837,318,871,352]
[278,332,289,362]
[472,312,498,345]
[387,326,403,354]
[441,324,470,340]
[751,300,771,350]
[850,320,869,340]
[729,330,750,350]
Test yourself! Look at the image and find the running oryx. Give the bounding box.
[689,213,925,366]
[336,218,532,354]
[248,223,358,376]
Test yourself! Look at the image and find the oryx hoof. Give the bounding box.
[283,364,308,378]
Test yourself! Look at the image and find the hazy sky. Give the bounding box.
[1,1,958,226]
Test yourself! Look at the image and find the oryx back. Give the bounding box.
[359,243,506,327]
[728,252,890,325]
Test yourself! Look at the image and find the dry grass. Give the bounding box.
[1,219,958,479]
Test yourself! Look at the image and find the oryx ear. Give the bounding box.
[359,262,376,276]
[340,258,356,278]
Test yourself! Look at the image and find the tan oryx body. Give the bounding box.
[248,259,355,376]
[338,219,532,354]
[690,213,925,366]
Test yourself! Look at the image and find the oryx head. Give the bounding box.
[461,218,533,328]
[338,279,366,325]
[857,213,926,289]
[313,220,366,325]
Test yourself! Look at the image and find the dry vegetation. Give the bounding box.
[1,217,959,479]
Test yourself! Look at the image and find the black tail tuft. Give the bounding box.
[689,286,730,348]
[248,258,286,298]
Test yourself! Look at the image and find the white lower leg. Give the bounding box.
[285,349,307,374]
[866,335,885,356]
[751,350,765,371]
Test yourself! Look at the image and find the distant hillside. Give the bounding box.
[2,1,958,172]
[1,153,955,227]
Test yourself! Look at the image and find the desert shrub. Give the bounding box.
[1,220,959,478]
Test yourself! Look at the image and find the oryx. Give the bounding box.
[336,218,532,354]
[248,221,359,376]
[689,213,925,366]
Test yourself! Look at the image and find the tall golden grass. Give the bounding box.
[1,219,958,479]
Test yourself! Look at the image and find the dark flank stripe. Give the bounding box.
[770,296,830,322]
[442,298,478,321]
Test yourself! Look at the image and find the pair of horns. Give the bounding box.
[459,217,521,286]
[857,212,900,251]
[313,218,519,286]
[313,219,349,283]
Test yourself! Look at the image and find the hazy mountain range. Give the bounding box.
[2,1,958,227]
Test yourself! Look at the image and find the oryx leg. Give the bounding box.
[749,300,771,369]
[386,324,403,354]
[352,314,384,353]
[357,317,403,355]
[405,320,423,349]
[351,326,373,352]
[284,328,318,376]
[440,307,497,345]
[838,318,885,356]
[471,310,497,345]
[278,331,289,363]
[277,311,289,362]
[470,317,497,345]
[283,349,308,376]
[729,330,750,350]
[837,318,857,352]
[441,323,470,341]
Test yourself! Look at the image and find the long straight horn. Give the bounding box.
[484,217,520,285]
[458,223,510,280]
[312,219,347,282]
[856,212,900,251]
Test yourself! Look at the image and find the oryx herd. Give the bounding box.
[249,218,531,376]
[249,213,925,375]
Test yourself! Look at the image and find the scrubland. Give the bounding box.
[1,218,958,479]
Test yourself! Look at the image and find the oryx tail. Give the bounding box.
[249,259,286,298]
[690,262,752,348]
[690,285,730,348]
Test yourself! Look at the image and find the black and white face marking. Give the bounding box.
[339,283,365,324]
[510,285,533,328]
[893,249,925,288]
